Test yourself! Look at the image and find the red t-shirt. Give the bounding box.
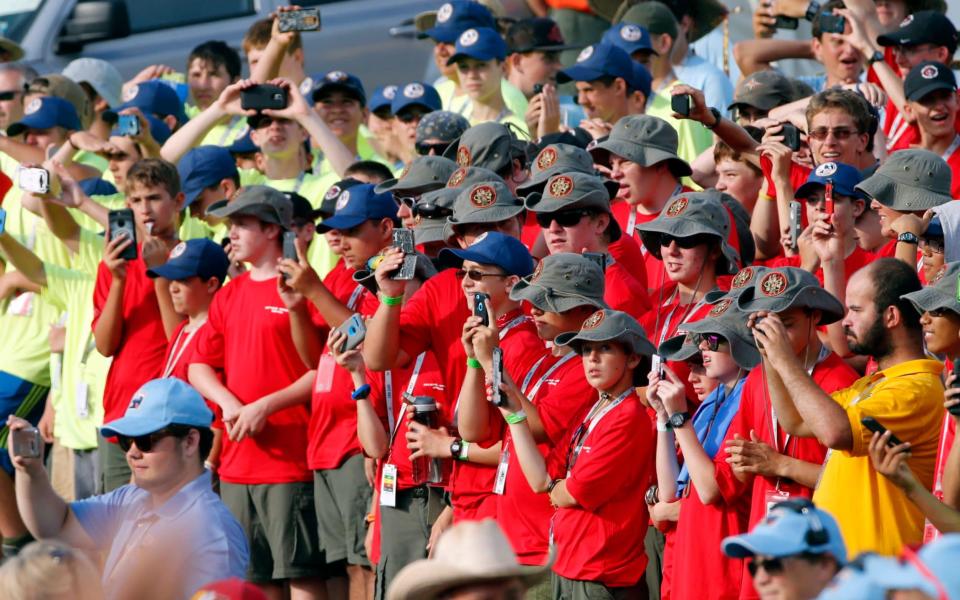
[943,137,960,199]
[760,158,812,203]
[605,259,651,319]
[497,349,594,564]
[608,234,649,291]
[713,352,857,600]
[191,273,314,484]
[926,361,957,542]
[306,266,378,470]
[765,244,875,286]
[92,248,168,424]
[612,201,665,293]
[521,211,541,250]
[554,392,654,587]
[163,319,223,429]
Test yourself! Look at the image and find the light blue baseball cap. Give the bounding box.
[722,500,847,565]
[100,378,213,437]
[869,534,960,599]
[816,554,892,600]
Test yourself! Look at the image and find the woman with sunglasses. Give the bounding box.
[647,300,760,600]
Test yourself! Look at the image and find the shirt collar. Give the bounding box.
[876,359,945,380]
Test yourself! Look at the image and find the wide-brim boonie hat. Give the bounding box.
[680,300,761,370]
[736,267,845,325]
[509,253,608,313]
[555,308,656,356]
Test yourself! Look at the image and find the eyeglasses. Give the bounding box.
[458,268,508,281]
[535,209,594,229]
[396,109,430,124]
[807,127,860,141]
[117,426,189,453]
[659,233,713,249]
[695,333,725,351]
[397,197,416,208]
[747,557,785,577]
[416,141,450,156]
[413,203,452,220]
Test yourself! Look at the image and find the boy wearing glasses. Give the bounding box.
[7,378,248,598]
[391,82,442,169]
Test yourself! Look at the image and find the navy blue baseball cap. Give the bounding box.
[632,62,653,99]
[315,183,399,233]
[101,378,213,438]
[227,129,258,155]
[146,238,230,283]
[106,80,188,126]
[369,85,399,114]
[795,162,865,200]
[79,177,118,197]
[7,96,81,136]
[420,1,497,44]
[447,27,507,65]
[438,231,534,277]
[109,112,172,145]
[557,42,635,85]
[391,82,442,115]
[311,70,367,107]
[179,146,239,209]
[602,23,657,57]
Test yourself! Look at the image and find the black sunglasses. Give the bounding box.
[659,233,713,249]
[416,141,451,156]
[695,333,725,352]
[747,557,785,577]
[0,90,22,101]
[117,426,189,453]
[414,203,452,220]
[396,109,430,124]
[458,268,508,282]
[535,209,594,229]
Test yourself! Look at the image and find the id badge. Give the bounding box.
[314,353,337,394]
[75,381,89,419]
[7,291,34,317]
[493,448,510,495]
[380,463,398,507]
[765,489,790,514]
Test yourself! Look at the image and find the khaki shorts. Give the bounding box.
[552,574,649,600]
[313,453,372,567]
[221,481,322,583]
[374,485,444,600]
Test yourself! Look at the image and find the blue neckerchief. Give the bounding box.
[676,377,745,496]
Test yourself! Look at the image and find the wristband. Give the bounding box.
[380,293,404,306]
[897,232,919,245]
[656,420,669,432]
[351,384,372,401]
[459,441,470,461]
[466,357,482,369]
[546,478,562,493]
[704,107,722,130]
[505,410,528,424]
[365,512,376,524]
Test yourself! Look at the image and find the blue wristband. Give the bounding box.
[351,384,372,401]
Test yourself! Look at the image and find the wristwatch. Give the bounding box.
[867,50,885,65]
[669,411,691,429]
[351,384,372,401]
[804,0,821,21]
[897,232,920,245]
[450,438,463,459]
[704,107,722,130]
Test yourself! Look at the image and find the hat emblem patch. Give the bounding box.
[399,163,411,179]
[24,98,41,115]
[123,84,139,102]
[620,24,642,42]
[383,85,397,100]
[336,190,351,210]
[470,184,496,208]
[710,298,732,316]
[324,185,341,200]
[665,197,688,217]
[583,310,605,329]
[448,167,467,187]
[536,147,557,171]
[549,175,574,197]
[437,2,453,23]
[759,272,788,297]
[577,45,594,63]
[170,241,187,259]
[404,83,425,99]
[326,70,347,82]
[732,267,755,289]
[460,28,479,47]
[129,394,144,409]
[299,78,314,95]
[456,145,472,167]
[548,25,564,44]
[743,78,762,91]
[900,15,913,27]
[815,162,838,177]
[921,65,939,80]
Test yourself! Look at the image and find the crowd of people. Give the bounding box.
[0,0,959,598]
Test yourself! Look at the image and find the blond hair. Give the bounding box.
[0,541,103,600]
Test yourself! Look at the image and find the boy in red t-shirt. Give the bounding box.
[900,61,960,198]
[188,186,324,598]
[93,159,185,491]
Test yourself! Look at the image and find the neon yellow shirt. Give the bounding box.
[70,192,125,234]
[437,78,529,122]
[186,105,250,148]
[814,359,945,556]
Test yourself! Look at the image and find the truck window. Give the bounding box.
[121,0,256,34]
[0,0,45,44]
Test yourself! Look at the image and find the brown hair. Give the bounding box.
[713,141,762,176]
[243,18,301,55]
[805,88,875,143]
[126,158,181,198]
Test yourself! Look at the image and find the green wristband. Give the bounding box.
[466,357,482,369]
[381,293,404,306]
[505,410,527,424]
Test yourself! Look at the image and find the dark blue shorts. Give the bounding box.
[0,372,49,475]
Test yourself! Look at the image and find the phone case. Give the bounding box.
[390,229,417,280]
[491,347,507,407]
[11,427,41,459]
[781,124,801,152]
[240,85,288,111]
[583,252,607,273]
[337,313,367,352]
[671,94,690,116]
[108,209,138,261]
[117,114,141,136]
[474,293,490,327]
[278,8,321,32]
[774,15,799,29]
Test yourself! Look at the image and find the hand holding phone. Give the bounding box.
[11,427,41,459]
[390,229,417,280]
[824,181,835,216]
[780,123,801,152]
[774,15,799,29]
[17,166,50,194]
[336,313,367,352]
[861,417,904,447]
[282,230,298,279]
[116,114,141,137]
[818,13,845,34]
[671,93,691,117]
[108,209,138,261]
[241,84,289,111]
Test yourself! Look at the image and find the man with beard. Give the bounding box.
[748,258,945,557]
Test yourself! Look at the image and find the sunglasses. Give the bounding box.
[458,268,508,281]
[748,557,785,577]
[117,426,188,453]
[416,141,450,156]
[807,127,859,141]
[535,209,593,229]
[659,233,713,249]
[413,203,452,220]
[0,90,22,101]
[695,333,725,351]
[396,109,430,124]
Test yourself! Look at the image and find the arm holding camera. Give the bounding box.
[811,213,854,358]
[751,139,795,259]
[670,85,759,152]
[457,315,498,443]
[362,249,412,371]
[0,229,46,288]
[647,370,680,501]
[92,233,135,357]
[161,80,257,164]
[250,5,305,84]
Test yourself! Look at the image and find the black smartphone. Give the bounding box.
[789,201,802,250]
[241,84,288,111]
[491,347,507,407]
[950,358,960,417]
[671,93,691,117]
[583,251,607,273]
[390,229,417,280]
[781,123,801,152]
[774,15,799,29]
[473,292,490,327]
[861,417,904,447]
[108,209,138,261]
[282,230,298,279]
[11,427,41,459]
[818,13,845,34]
[532,83,544,95]
[278,7,321,32]
[336,313,366,352]
[116,114,140,137]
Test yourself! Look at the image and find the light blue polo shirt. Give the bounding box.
[71,471,248,597]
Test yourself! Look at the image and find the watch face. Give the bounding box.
[450,440,461,455]
[670,413,686,428]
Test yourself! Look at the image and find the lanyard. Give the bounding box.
[886,112,911,151]
[565,389,632,476]
[216,116,245,146]
[522,352,577,399]
[292,171,307,194]
[770,344,831,453]
[384,352,427,445]
[656,288,708,348]
[627,184,682,238]
[498,315,529,340]
[941,135,960,162]
[346,284,365,311]
[162,321,206,378]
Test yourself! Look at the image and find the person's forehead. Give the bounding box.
[108,136,139,153]
[717,158,752,172]
[0,69,22,89]
[188,57,228,74]
[811,108,856,126]
[316,90,360,105]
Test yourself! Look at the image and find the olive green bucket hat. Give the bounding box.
[516,143,620,198]
[443,179,525,243]
[680,299,761,370]
[375,155,458,196]
[555,308,657,357]
[524,172,621,242]
[855,149,952,212]
[590,115,692,178]
[901,261,960,316]
[736,267,845,325]
[509,252,608,313]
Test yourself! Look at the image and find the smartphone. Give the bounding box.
[491,347,507,407]
[781,123,801,152]
[278,7,321,32]
[789,201,802,250]
[583,251,607,273]
[16,166,49,194]
[473,292,490,327]
[336,313,367,352]
[532,83,544,95]
[11,427,41,459]
[671,93,691,117]
[107,209,138,261]
[774,15,799,29]
[116,114,140,137]
[824,180,835,216]
[240,84,288,111]
[861,417,904,447]
[818,13,845,34]
[282,230,298,280]
[0,207,6,235]
[390,228,417,281]
[951,358,960,417]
